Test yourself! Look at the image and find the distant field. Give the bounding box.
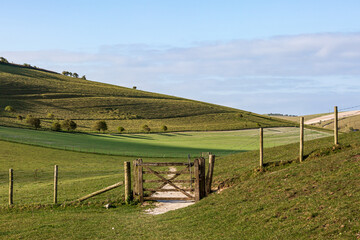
[0,126,331,158]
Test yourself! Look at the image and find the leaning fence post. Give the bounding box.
[137,159,144,204]
[300,117,304,162]
[259,128,264,168]
[205,155,215,196]
[54,165,58,204]
[124,162,131,203]
[9,169,13,205]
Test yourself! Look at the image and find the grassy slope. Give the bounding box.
[0,126,331,157]
[0,63,292,132]
[1,132,359,239]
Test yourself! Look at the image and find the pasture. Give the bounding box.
[0,126,331,157]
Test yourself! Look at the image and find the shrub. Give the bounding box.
[17,115,23,121]
[26,116,41,129]
[51,122,61,131]
[142,124,151,133]
[118,126,125,133]
[0,57,9,63]
[47,113,55,119]
[94,120,108,132]
[4,105,14,112]
[162,125,168,131]
[61,119,77,131]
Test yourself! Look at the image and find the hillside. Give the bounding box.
[0,63,293,132]
[1,131,359,239]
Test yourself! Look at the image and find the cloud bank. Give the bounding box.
[2,33,360,114]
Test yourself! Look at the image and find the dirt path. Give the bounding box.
[145,167,195,215]
[305,110,360,125]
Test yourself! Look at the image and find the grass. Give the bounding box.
[0,132,359,239]
[0,63,293,132]
[0,126,331,157]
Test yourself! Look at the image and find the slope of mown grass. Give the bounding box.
[0,132,359,239]
[0,126,331,157]
[0,63,293,132]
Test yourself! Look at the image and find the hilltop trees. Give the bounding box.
[62,71,82,78]
[0,57,9,63]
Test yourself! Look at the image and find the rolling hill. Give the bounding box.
[0,62,293,133]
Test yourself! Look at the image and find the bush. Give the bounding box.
[47,113,55,119]
[118,126,125,133]
[94,120,108,132]
[61,119,77,131]
[51,122,61,131]
[26,116,41,129]
[162,125,168,131]
[142,124,151,133]
[0,57,9,63]
[17,115,23,121]
[4,105,14,112]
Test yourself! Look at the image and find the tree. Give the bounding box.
[26,116,41,129]
[62,71,70,76]
[4,105,14,112]
[142,124,150,133]
[73,73,79,78]
[81,75,86,80]
[0,57,9,63]
[94,120,108,133]
[61,119,77,131]
[118,126,125,133]
[51,122,61,131]
[47,113,55,119]
[161,125,168,132]
[17,115,23,121]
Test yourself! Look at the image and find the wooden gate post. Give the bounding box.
[259,128,264,168]
[194,158,200,201]
[133,159,138,200]
[124,162,131,203]
[137,159,144,204]
[299,117,304,162]
[334,106,338,145]
[54,165,58,204]
[9,169,13,205]
[206,155,215,196]
[199,158,206,198]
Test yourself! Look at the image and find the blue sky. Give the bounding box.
[1,0,360,115]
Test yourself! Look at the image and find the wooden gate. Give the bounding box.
[133,158,210,203]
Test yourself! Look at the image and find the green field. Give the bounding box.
[0,63,293,133]
[0,131,359,239]
[0,126,331,157]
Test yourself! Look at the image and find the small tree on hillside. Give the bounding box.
[118,126,125,133]
[0,57,9,63]
[81,75,86,80]
[142,124,151,133]
[47,113,55,119]
[61,119,77,131]
[73,73,79,78]
[161,125,168,132]
[4,105,14,112]
[17,115,23,121]
[26,116,41,129]
[94,120,108,133]
[51,121,61,131]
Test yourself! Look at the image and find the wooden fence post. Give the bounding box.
[334,106,338,145]
[194,158,200,202]
[205,155,215,196]
[124,162,131,203]
[300,117,304,162]
[133,159,138,200]
[137,159,144,204]
[199,157,206,198]
[259,128,264,168]
[54,165,58,204]
[9,169,13,205]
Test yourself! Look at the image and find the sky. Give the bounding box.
[1,0,360,115]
